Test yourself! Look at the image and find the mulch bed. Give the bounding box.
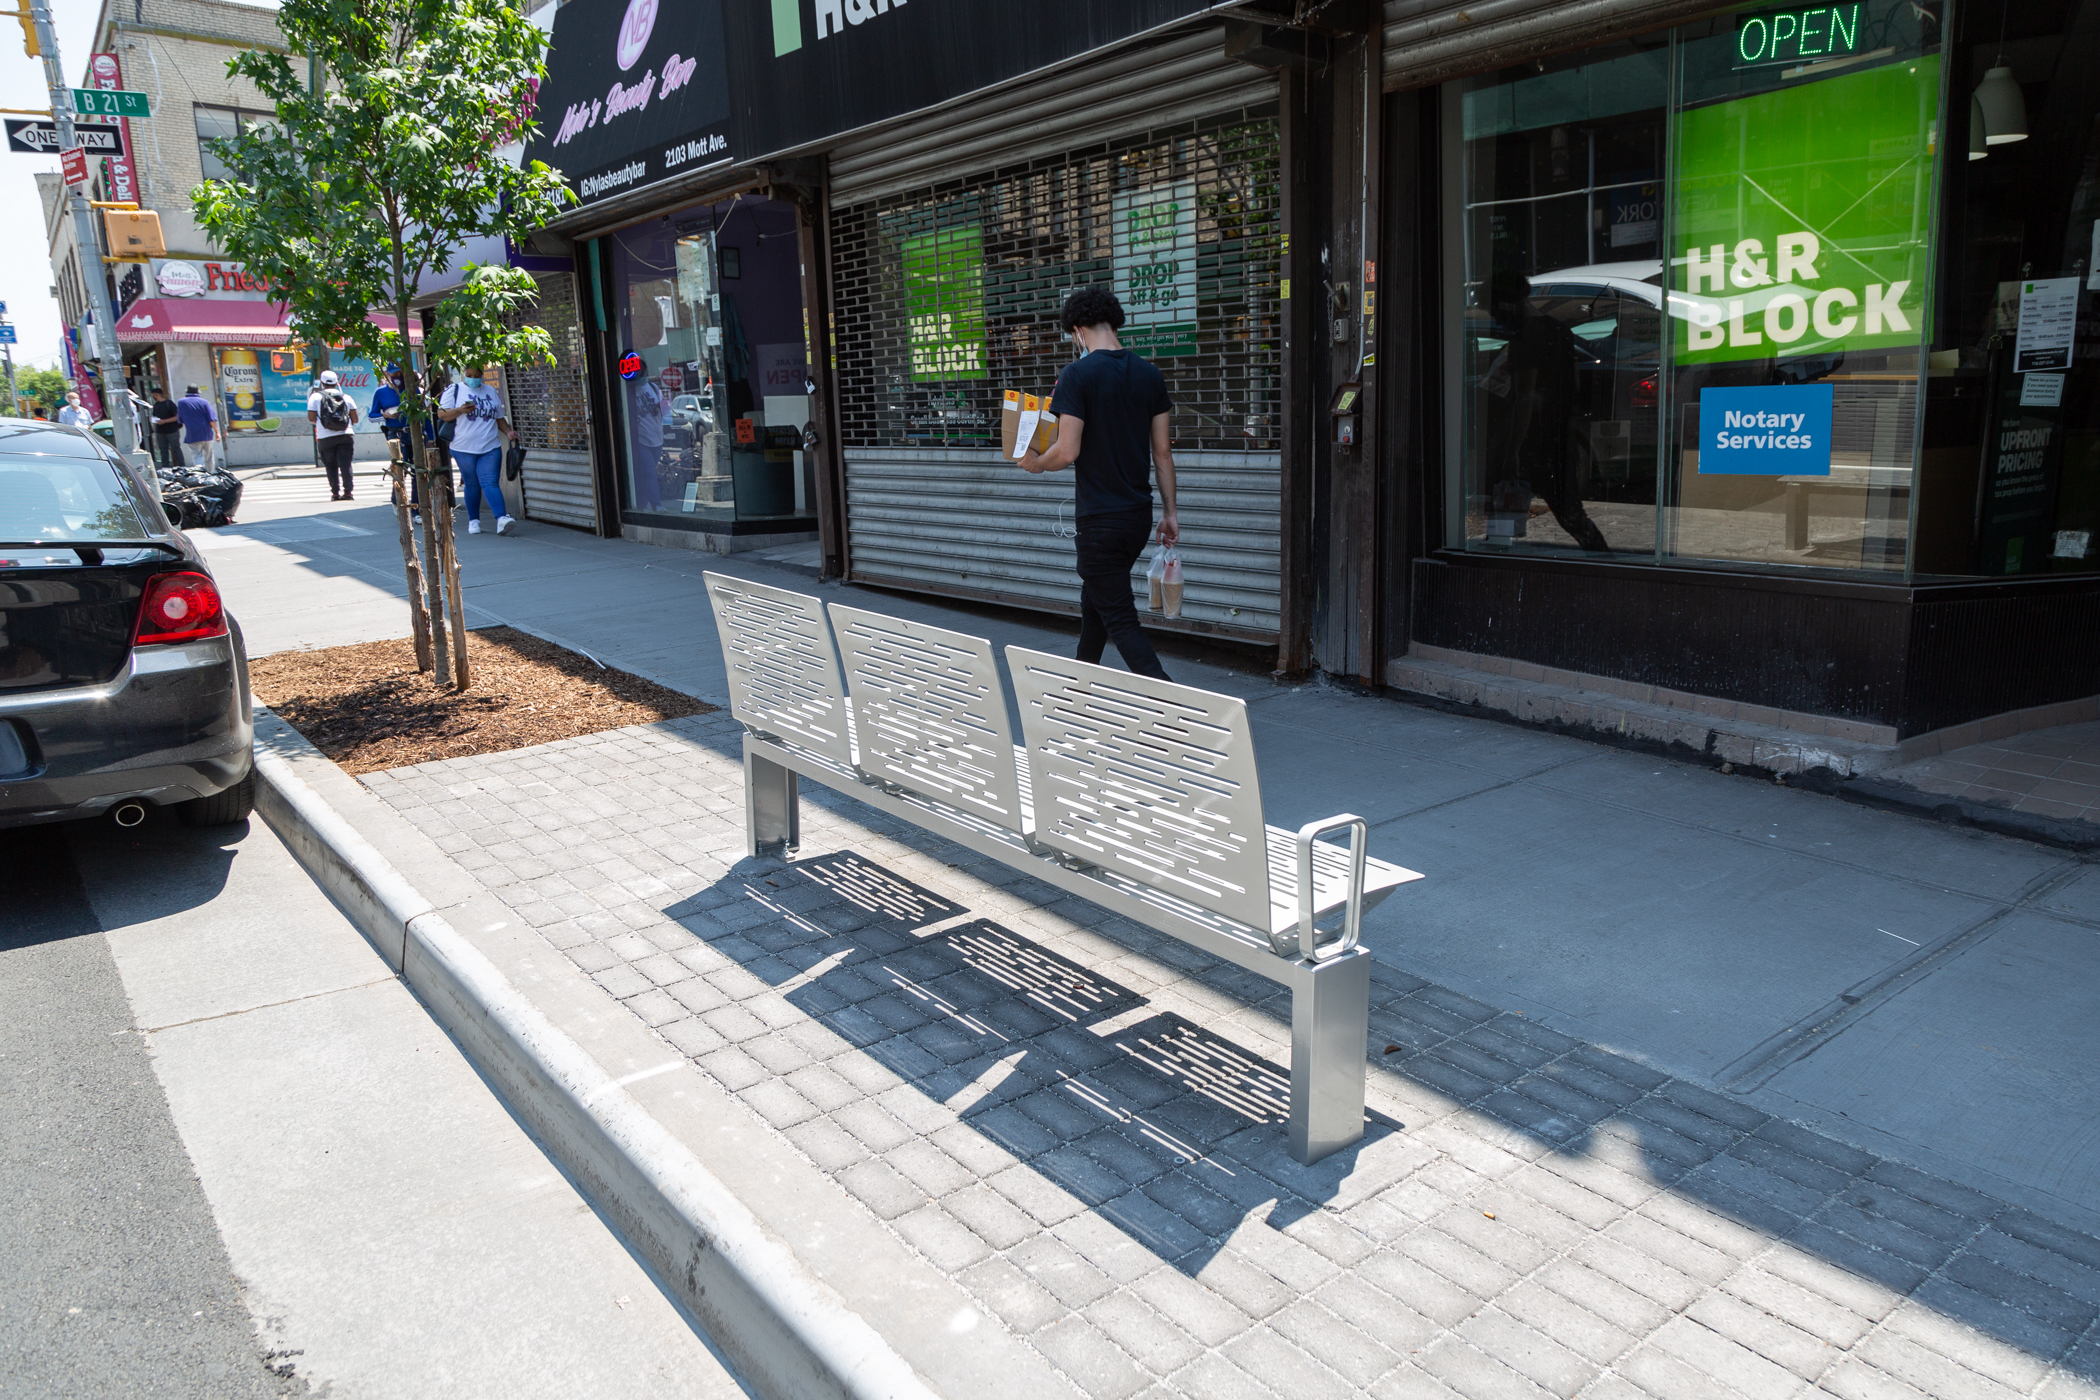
[250,626,713,775]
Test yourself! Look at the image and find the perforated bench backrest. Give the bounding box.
[703,572,852,765]
[1005,647,1272,930]
[829,603,1026,835]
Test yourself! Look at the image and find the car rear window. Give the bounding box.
[0,453,152,543]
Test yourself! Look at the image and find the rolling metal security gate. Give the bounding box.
[501,273,598,530]
[1380,0,1722,90]
[828,61,1286,642]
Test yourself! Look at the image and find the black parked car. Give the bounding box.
[0,421,254,829]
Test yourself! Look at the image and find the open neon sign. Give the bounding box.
[1734,4,1863,69]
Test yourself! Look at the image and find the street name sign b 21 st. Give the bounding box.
[70,88,151,119]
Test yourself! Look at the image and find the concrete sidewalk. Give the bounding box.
[207,497,2100,1397]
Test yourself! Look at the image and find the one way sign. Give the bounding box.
[5,119,123,156]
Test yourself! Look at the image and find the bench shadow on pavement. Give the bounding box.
[660,837,2100,1380]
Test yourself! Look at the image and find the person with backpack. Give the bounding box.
[307,368,361,500]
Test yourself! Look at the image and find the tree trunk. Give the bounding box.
[435,466,471,690]
[396,317,451,691]
[416,454,452,689]
[386,437,433,671]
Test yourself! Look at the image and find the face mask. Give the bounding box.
[465,376,484,386]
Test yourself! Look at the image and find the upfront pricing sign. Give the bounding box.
[1670,57,1937,367]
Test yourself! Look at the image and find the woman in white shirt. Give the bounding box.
[435,364,520,535]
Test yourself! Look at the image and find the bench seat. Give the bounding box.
[703,572,1424,1163]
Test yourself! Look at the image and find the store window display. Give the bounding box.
[1444,0,1941,574]
[605,197,815,525]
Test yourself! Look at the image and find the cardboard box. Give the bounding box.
[1000,389,1059,459]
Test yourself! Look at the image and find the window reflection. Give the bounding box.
[1453,44,1668,556]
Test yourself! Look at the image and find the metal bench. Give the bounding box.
[703,572,1422,1164]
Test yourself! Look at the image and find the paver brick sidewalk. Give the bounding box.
[366,712,2100,1400]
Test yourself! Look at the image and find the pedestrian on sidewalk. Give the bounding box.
[309,369,362,501]
[57,391,91,429]
[149,385,183,472]
[372,367,406,459]
[176,386,222,470]
[435,364,518,536]
[1017,287,1178,681]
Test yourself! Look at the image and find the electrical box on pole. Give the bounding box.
[100,207,163,258]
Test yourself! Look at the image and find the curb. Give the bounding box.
[253,741,942,1400]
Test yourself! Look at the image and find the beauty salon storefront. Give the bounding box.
[1379,0,2100,743]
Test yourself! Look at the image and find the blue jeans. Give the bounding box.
[455,448,507,522]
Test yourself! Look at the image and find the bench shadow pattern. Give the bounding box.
[369,715,2100,1398]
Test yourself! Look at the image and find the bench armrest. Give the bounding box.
[1295,814,1367,962]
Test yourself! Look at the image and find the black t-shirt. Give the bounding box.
[1048,349,1171,518]
[151,398,180,435]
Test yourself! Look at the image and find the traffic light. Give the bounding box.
[11,9,36,58]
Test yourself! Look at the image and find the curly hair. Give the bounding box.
[1059,287,1125,333]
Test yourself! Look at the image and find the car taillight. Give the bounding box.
[135,571,227,646]
[1632,375,1659,410]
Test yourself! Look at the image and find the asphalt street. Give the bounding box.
[1,804,753,1399]
[1,822,298,1399]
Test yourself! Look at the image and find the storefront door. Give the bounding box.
[602,197,816,531]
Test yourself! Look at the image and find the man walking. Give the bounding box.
[56,390,91,428]
[176,385,221,469]
[149,385,183,471]
[307,369,361,500]
[1017,287,1178,681]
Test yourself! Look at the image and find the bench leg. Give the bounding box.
[746,749,799,856]
[1289,952,1370,1165]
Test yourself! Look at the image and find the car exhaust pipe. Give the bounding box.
[111,801,147,828]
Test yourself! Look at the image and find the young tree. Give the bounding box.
[194,0,570,690]
[17,365,69,415]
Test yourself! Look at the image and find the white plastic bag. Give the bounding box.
[1148,545,1185,618]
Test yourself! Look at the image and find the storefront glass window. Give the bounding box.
[604,198,816,524]
[1917,0,2100,578]
[1444,1,1942,573]
[1447,43,1670,557]
[1664,3,1937,572]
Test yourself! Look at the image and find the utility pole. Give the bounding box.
[29,0,138,462]
[1,340,17,413]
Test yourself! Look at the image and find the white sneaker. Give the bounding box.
[496,515,516,536]
[467,519,481,535]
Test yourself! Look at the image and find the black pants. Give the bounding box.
[318,434,356,497]
[151,430,183,472]
[1074,506,1168,681]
